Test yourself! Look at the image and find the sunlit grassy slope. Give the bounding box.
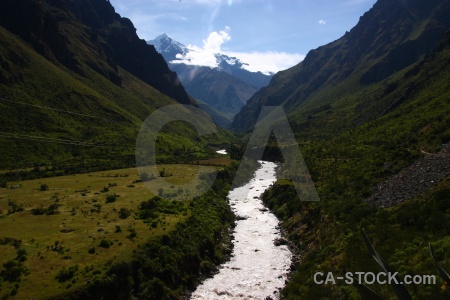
[0,164,216,299]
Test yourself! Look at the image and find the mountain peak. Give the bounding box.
[148,33,187,62]
[148,33,272,88]
[154,32,174,43]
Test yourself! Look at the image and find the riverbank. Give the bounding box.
[191,161,292,300]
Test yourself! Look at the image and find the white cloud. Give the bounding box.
[203,27,231,52]
[171,28,305,74]
[171,28,231,68]
[319,19,327,25]
[225,51,305,74]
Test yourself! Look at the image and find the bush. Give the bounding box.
[200,260,215,274]
[127,228,137,239]
[106,195,116,203]
[31,204,60,215]
[39,184,49,191]
[46,203,60,215]
[88,247,96,254]
[31,206,46,215]
[159,168,171,177]
[1,260,28,282]
[99,239,113,248]
[119,208,131,219]
[55,265,78,282]
[141,172,154,182]
[7,200,23,214]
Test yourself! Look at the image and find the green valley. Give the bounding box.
[0,0,450,299]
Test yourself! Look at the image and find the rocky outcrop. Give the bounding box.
[366,144,450,207]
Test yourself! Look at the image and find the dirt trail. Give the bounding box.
[366,144,450,208]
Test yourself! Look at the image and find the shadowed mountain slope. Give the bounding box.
[231,0,450,133]
[0,0,231,169]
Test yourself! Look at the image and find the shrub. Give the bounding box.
[31,206,46,215]
[46,203,60,215]
[31,204,60,215]
[200,260,215,274]
[55,265,78,282]
[141,172,154,182]
[7,200,23,214]
[99,239,113,248]
[105,195,116,203]
[1,260,28,282]
[119,208,131,219]
[127,228,137,239]
[39,184,49,191]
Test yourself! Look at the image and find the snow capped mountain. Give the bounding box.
[147,33,273,128]
[147,33,272,89]
[148,33,188,62]
[216,53,247,69]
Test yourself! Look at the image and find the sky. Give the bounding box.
[109,0,377,74]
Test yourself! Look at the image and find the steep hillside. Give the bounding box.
[195,100,234,128]
[244,2,450,298]
[231,0,450,133]
[171,64,258,122]
[0,0,192,105]
[0,0,228,170]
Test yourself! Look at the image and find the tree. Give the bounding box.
[106,195,116,203]
[119,208,131,219]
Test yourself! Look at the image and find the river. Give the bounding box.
[191,161,292,300]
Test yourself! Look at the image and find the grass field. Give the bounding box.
[0,164,217,299]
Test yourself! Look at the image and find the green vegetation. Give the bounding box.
[55,265,79,283]
[0,164,223,299]
[47,161,255,299]
[429,243,450,297]
[263,175,450,299]
[0,158,256,299]
[105,195,117,204]
[0,24,234,173]
[0,0,448,299]
[39,184,49,191]
[252,31,450,299]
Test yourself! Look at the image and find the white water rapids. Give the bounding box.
[191,161,292,300]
